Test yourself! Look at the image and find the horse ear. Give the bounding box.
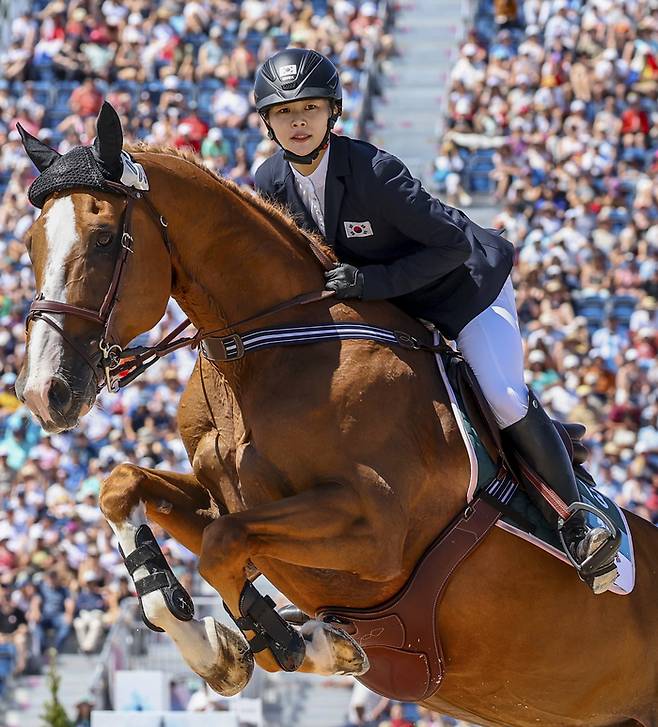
[93,101,123,179]
[16,123,61,173]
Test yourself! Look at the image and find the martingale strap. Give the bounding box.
[200,323,445,362]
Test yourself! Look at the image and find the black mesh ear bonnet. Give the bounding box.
[17,101,125,209]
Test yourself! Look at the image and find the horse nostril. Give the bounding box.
[48,376,73,415]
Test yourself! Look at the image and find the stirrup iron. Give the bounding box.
[557,502,621,578]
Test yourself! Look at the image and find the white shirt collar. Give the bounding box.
[288,139,330,191]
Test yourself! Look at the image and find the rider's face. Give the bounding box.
[266,98,332,155]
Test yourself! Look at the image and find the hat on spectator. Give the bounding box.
[360,2,377,16]
[163,75,179,90]
[463,44,477,57]
[528,350,546,364]
[563,354,580,369]
[526,25,540,36]
[46,1,66,14]
[207,128,224,142]
[570,100,586,113]
[614,430,637,448]
[124,27,143,44]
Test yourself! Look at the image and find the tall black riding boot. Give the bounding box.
[501,391,620,594]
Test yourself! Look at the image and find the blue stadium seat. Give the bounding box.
[609,294,638,327]
[113,79,140,97]
[197,89,218,118]
[576,294,606,330]
[469,171,495,194]
[243,128,263,163]
[198,78,222,90]
[273,33,291,49]
[32,55,56,82]
[53,87,73,115]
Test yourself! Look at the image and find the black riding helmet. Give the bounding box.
[254,48,342,165]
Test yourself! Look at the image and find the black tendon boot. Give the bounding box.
[501,391,621,594]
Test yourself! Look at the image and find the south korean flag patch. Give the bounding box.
[344,221,373,238]
[278,64,297,82]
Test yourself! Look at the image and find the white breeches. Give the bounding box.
[456,276,529,429]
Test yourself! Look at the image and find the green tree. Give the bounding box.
[40,649,74,727]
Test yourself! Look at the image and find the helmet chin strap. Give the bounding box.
[266,114,339,165]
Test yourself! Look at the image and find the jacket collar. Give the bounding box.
[324,134,350,245]
[271,134,352,243]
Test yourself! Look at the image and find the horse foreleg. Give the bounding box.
[99,463,253,695]
[198,466,405,677]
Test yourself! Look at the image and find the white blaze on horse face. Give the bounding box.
[22,196,79,423]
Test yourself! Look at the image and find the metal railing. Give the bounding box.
[87,596,294,722]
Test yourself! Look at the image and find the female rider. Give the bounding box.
[253,48,620,594]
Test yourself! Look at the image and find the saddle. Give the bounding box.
[444,352,590,485]
[317,349,594,702]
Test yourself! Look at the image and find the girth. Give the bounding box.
[317,470,513,702]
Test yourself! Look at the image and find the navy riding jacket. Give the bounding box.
[254,133,514,339]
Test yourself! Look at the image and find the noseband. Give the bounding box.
[26,181,171,392]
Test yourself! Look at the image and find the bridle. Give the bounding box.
[26,180,172,392]
[26,180,336,393]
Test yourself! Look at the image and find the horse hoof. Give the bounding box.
[301,620,370,677]
[200,617,254,696]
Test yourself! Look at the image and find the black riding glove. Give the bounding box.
[324,263,364,300]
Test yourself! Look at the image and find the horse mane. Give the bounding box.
[125,142,337,264]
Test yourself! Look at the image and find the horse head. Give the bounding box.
[15,102,172,432]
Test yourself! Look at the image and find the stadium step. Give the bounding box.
[374,0,466,183]
[8,653,96,727]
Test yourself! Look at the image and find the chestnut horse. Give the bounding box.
[15,107,658,727]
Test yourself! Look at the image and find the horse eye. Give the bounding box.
[96,231,114,247]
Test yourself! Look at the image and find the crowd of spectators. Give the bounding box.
[0,0,392,195]
[1,0,656,722]
[433,0,658,527]
[0,0,393,703]
[344,682,474,726]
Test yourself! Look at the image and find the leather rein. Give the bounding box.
[27,181,339,392]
